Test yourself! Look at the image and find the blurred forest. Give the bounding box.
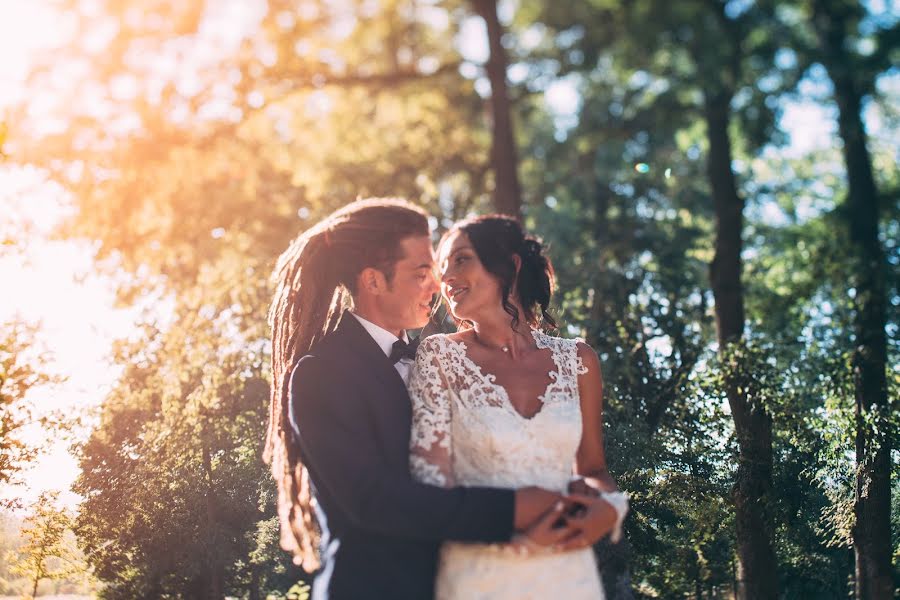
[0,0,897,598]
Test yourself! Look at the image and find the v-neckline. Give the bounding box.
[444,330,560,421]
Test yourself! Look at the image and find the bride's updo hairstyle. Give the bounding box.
[442,214,557,331]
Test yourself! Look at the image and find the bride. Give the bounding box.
[408,215,628,599]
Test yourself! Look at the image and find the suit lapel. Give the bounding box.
[332,314,410,403]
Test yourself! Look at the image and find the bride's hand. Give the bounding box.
[554,492,619,551]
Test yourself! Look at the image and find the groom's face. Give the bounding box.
[377,235,439,331]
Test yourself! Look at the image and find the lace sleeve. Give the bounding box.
[408,337,455,487]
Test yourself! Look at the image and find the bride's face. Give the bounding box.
[438,230,503,323]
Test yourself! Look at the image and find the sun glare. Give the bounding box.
[0,0,268,512]
[0,3,130,510]
[0,178,137,509]
[0,2,73,109]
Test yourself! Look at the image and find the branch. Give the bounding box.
[264,60,464,97]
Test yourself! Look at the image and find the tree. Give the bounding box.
[532,1,789,594]
[11,0,495,301]
[74,305,297,599]
[793,1,897,596]
[7,491,87,598]
[472,0,523,219]
[740,144,875,598]
[9,2,496,595]
[512,2,734,593]
[0,319,61,497]
[608,4,789,596]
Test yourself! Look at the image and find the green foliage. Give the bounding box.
[282,581,311,600]
[0,320,65,499]
[73,302,299,599]
[6,491,91,598]
[0,512,24,593]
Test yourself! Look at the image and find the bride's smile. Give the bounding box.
[446,286,467,301]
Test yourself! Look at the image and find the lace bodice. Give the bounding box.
[408,330,588,492]
[407,330,606,600]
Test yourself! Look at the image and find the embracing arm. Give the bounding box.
[563,342,629,546]
[574,343,619,493]
[290,354,515,544]
[407,344,456,488]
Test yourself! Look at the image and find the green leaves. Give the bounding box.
[0,320,67,498]
[73,304,297,598]
[6,491,90,597]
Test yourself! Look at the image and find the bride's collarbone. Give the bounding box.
[461,345,560,418]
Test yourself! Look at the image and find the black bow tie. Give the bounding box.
[389,337,419,364]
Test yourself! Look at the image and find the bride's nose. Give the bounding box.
[440,268,456,287]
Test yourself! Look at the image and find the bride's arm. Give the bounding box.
[408,341,456,487]
[573,342,619,493]
[563,342,629,546]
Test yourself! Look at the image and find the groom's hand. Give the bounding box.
[553,492,618,551]
[512,486,564,531]
[512,500,580,550]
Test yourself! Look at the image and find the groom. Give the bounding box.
[265,199,574,600]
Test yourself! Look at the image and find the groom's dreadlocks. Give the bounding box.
[265,198,430,570]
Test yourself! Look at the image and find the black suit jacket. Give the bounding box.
[289,314,515,600]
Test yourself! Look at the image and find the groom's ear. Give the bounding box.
[358,267,388,295]
[511,254,522,274]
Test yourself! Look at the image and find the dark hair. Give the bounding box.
[440,214,557,331]
[265,198,429,570]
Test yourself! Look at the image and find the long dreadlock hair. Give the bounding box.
[264,198,430,570]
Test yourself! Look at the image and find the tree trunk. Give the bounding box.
[249,567,261,600]
[31,544,48,599]
[843,90,892,600]
[201,428,225,600]
[589,176,612,336]
[472,0,522,219]
[705,91,778,600]
[811,3,893,596]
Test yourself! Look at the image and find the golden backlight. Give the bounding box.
[0,3,128,510]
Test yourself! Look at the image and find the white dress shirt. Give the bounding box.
[350,312,413,383]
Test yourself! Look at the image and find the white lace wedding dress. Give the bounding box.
[408,330,605,600]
